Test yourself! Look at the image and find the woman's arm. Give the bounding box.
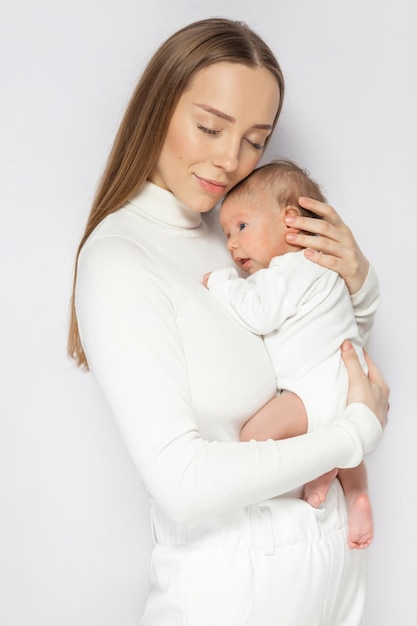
[240,342,389,444]
[76,236,388,524]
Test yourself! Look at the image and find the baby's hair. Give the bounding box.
[225,158,326,219]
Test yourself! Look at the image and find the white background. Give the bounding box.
[1,0,416,624]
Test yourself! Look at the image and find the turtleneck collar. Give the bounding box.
[127,181,203,229]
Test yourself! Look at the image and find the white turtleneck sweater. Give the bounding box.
[75,182,382,524]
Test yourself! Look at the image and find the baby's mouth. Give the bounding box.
[237,257,251,269]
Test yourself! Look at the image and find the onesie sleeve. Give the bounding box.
[206,261,300,335]
[350,264,380,347]
[76,236,383,524]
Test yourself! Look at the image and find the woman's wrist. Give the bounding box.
[332,403,383,469]
[345,251,369,296]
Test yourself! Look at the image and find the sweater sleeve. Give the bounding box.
[351,264,380,347]
[75,236,382,524]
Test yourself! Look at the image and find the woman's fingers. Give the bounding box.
[286,204,351,245]
[341,340,368,402]
[285,197,370,294]
[363,350,390,430]
[341,340,389,430]
[298,196,343,226]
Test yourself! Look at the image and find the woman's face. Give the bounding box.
[149,62,281,213]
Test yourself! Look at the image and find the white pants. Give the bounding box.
[141,481,366,626]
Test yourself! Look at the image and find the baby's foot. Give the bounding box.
[303,468,338,508]
[346,491,374,549]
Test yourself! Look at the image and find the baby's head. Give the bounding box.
[220,159,325,274]
[224,158,326,217]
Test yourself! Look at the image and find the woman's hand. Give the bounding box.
[341,340,389,431]
[285,197,369,295]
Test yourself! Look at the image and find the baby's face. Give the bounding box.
[219,190,289,274]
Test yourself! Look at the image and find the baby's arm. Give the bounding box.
[240,391,308,442]
[203,266,293,335]
[202,273,307,442]
[202,272,211,288]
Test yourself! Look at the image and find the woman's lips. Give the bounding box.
[194,174,227,194]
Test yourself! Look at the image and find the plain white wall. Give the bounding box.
[1,0,415,624]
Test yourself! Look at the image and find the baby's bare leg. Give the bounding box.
[240,391,307,442]
[338,462,373,549]
[303,469,339,508]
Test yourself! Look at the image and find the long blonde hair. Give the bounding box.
[68,18,285,368]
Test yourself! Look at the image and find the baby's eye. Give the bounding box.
[238,223,247,231]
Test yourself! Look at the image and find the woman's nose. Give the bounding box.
[213,138,240,172]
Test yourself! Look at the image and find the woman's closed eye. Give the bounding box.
[198,125,264,151]
[197,124,220,136]
[244,138,264,151]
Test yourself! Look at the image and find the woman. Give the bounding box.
[68,18,389,625]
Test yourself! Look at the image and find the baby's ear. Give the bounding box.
[284,206,301,219]
[282,205,302,235]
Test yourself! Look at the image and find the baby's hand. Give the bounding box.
[202,272,212,288]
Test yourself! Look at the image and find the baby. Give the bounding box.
[203,159,374,549]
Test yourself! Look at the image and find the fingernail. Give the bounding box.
[285,215,295,224]
[286,233,296,242]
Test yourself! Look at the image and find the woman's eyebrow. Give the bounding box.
[195,103,235,122]
[195,103,272,130]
